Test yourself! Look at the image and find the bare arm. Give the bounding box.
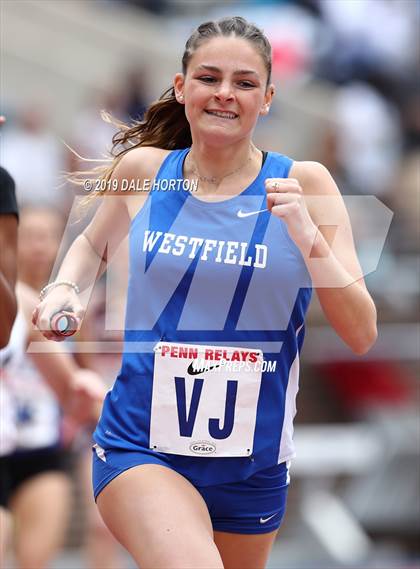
[0,215,18,348]
[267,161,377,354]
[33,147,167,339]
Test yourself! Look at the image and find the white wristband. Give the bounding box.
[39,280,80,301]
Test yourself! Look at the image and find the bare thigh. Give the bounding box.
[0,506,13,569]
[97,464,224,569]
[214,529,278,569]
[10,472,71,569]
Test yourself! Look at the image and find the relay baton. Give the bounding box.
[50,311,79,337]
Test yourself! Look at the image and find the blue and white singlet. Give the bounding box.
[0,311,61,456]
[94,148,312,486]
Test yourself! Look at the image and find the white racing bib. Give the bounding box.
[150,342,263,457]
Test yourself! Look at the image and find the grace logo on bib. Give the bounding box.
[189,441,216,455]
[150,341,263,457]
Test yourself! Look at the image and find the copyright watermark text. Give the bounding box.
[83,178,199,193]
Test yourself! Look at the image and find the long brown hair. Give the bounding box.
[75,16,272,194]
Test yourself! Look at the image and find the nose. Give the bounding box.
[214,80,234,102]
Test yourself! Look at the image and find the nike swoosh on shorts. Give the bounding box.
[259,512,278,524]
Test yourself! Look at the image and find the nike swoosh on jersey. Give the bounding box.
[187,362,222,376]
[237,208,268,218]
[259,512,278,524]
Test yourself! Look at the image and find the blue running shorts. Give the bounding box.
[92,445,290,534]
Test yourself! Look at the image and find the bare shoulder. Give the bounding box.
[112,147,172,219]
[114,146,171,184]
[289,160,339,196]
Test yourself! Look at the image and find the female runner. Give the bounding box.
[33,16,377,569]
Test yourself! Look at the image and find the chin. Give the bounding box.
[197,125,241,147]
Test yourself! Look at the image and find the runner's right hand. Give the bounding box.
[32,287,85,342]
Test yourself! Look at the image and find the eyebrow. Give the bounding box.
[196,64,259,77]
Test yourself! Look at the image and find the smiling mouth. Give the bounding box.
[205,110,238,119]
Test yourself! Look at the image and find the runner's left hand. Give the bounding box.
[265,178,317,250]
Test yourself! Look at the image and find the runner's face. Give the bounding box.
[176,36,273,145]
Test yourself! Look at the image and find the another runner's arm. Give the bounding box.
[0,167,18,347]
[19,282,105,418]
[0,216,17,348]
[19,282,77,404]
[291,161,377,355]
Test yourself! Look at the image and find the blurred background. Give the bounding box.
[1,0,419,568]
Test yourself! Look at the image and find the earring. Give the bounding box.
[179,94,184,102]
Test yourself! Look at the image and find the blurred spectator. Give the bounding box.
[390,151,420,252]
[1,104,70,212]
[318,0,418,81]
[124,0,169,15]
[123,66,149,123]
[333,82,402,196]
[71,70,149,169]
[265,3,320,83]
[400,79,420,152]
[71,89,125,165]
